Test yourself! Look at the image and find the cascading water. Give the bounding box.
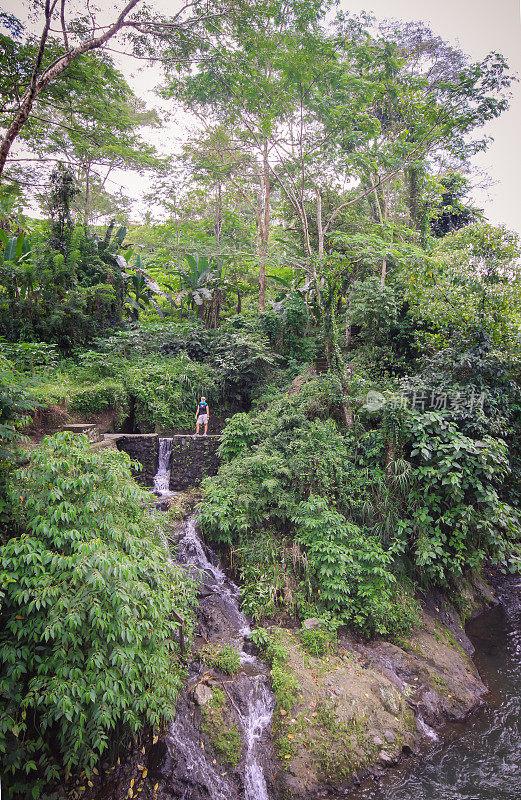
[242,678,273,800]
[151,448,275,800]
[154,437,173,495]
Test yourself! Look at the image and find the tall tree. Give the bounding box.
[0,0,255,180]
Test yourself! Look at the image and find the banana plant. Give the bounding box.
[176,254,219,317]
[121,253,169,321]
[0,230,32,265]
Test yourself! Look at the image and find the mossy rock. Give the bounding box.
[201,687,241,767]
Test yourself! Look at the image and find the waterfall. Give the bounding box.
[243,678,274,800]
[154,511,274,800]
[154,437,173,495]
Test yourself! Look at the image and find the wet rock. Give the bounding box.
[194,682,213,706]
[147,739,169,782]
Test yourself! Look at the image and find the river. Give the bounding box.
[347,580,521,800]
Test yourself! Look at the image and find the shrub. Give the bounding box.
[69,378,128,420]
[0,433,196,798]
[403,410,520,583]
[299,627,336,658]
[199,643,241,675]
[251,628,300,712]
[293,495,416,637]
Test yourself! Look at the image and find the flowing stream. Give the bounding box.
[153,439,521,800]
[153,439,274,800]
[346,579,521,800]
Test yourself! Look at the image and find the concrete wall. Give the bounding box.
[116,434,158,486]
[170,435,220,490]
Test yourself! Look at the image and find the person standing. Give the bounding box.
[194,396,210,436]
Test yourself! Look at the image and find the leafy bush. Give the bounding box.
[403,410,520,582]
[217,412,259,462]
[0,433,196,798]
[69,378,128,420]
[0,341,58,372]
[199,643,241,675]
[252,628,300,712]
[0,356,35,529]
[293,495,417,636]
[351,277,397,343]
[299,626,336,658]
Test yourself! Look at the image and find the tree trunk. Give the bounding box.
[316,186,324,257]
[258,138,270,313]
[0,0,141,179]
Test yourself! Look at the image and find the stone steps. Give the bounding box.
[61,424,125,451]
[62,423,102,443]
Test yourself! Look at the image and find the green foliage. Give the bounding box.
[293,495,416,636]
[68,379,128,421]
[403,411,520,582]
[299,626,336,658]
[0,433,196,798]
[217,412,258,462]
[0,341,58,372]
[0,355,35,528]
[252,628,300,712]
[351,277,398,343]
[199,643,241,675]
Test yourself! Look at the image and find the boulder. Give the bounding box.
[194,683,213,706]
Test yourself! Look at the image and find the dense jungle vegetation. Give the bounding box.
[1,0,521,796]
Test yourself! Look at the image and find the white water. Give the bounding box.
[417,715,439,741]
[152,443,274,800]
[243,678,274,800]
[153,437,173,495]
[167,719,231,800]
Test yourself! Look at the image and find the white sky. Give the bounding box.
[6,0,521,235]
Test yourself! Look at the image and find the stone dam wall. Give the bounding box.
[115,433,220,489]
[116,434,159,486]
[169,435,220,490]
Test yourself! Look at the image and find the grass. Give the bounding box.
[199,643,241,675]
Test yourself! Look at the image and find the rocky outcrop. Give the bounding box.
[271,594,491,799]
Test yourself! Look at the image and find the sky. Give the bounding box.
[6,0,521,235]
